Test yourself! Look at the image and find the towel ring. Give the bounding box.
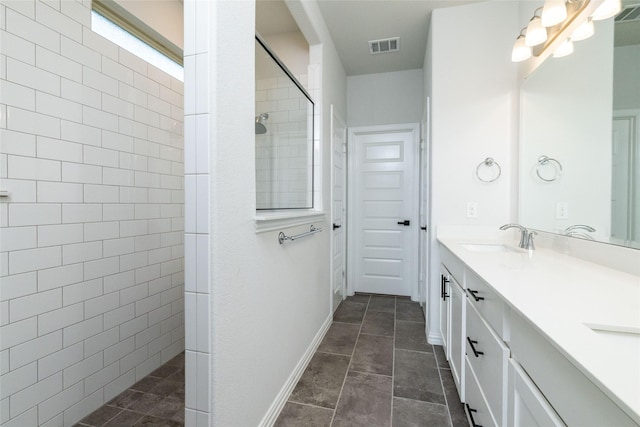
[475,157,501,183]
[536,155,562,182]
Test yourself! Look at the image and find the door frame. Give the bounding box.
[346,123,421,300]
[612,109,640,242]
[330,105,347,313]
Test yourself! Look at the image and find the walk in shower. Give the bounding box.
[255,36,315,210]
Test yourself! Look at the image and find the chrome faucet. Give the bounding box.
[564,224,595,233]
[500,223,529,248]
[564,225,596,240]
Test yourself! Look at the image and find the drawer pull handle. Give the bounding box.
[468,289,484,301]
[467,337,484,357]
[465,404,483,427]
[441,275,450,300]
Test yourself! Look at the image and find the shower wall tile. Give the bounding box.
[0,0,184,425]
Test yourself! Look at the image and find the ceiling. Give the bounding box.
[257,0,478,76]
[256,0,640,76]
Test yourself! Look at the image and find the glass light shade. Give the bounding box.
[571,19,595,41]
[592,0,621,20]
[553,39,574,57]
[541,0,567,27]
[525,17,547,46]
[512,35,532,62]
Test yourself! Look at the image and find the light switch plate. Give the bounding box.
[466,202,478,218]
[556,202,569,219]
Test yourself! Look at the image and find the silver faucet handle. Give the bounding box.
[564,224,596,233]
[500,223,529,248]
[526,230,537,250]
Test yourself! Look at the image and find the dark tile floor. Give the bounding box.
[75,352,185,427]
[275,294,467,427]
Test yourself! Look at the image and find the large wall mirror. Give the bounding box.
[519,9,640,250]
[255,36,314,210]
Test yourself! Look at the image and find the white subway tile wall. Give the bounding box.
[183,0,211,422]
[255,74,313,209]
[0,1,184,426]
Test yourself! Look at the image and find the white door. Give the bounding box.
[419,96,430,316]
[331,105,347,313]
[612,111,639,242]
[348,124,419,297]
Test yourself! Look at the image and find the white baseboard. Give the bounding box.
[258,314,333,427]
[428,332,444,346]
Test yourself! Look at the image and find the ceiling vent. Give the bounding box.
[615,4,640,22]
[368,37,400,55]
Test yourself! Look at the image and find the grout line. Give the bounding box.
[392,395,449,408]
[329,294,370,426]
[391,296,397,426]
[433,345,455,427]
[348,369,392,378]
[285,399,336,412]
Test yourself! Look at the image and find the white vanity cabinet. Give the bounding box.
[437,238,640,427]
[448,274,465,399]
[508,359,564,426]
[439,264,451,357]
[439,246,466,400]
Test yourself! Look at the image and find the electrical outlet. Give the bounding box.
[466,202,478,218]
[556,202,569,219]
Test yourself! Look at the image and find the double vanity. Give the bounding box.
[437,230,640,426]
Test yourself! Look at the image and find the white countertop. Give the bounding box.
[437,236,640,424]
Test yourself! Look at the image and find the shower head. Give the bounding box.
[255,113,269,135]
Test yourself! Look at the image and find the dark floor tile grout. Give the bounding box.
[329,294,370,426]
[276,297,462,427]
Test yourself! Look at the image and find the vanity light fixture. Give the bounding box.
[541,0,568,27]
[512,28,533,62]
[571,17,595,41]
[525,8,548,46]
[591,0,621,20]
[552,38,574,57]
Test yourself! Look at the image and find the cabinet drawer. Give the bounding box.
[466,300,508,425]
[466,269,505,338]
[465,357,498,427]
[508,359,565,426]
[510,312,637,426]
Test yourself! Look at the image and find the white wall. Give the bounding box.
[520,20,614,238]
[262,31,310,77]
[614,44,640,110]
[183,0,346,425]
[347,69,423,127]
[115,0,184,50]
[424,1,519,343]
[0,1,185,426]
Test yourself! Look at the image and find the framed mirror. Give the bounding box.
[255,36,314,210]
[519,12,640,249]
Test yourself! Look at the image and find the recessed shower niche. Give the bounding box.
[255,36,315,210]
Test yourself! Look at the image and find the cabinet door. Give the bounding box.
[439,265,451,355]
[465,357,498,427]
[449,277,465,401]
[466,300,508,425]
[508,359,565,426]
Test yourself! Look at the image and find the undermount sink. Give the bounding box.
[583,322,640,336]
[461,243,520,253]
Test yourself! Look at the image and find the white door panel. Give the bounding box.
[331,106,347,312]
[349,124,419,297]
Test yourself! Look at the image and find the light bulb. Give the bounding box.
[525,16,547,46]
[512,35,532,62]
[541,0,567,27]
[553,38,574,58]
[571,19,594,41]
[592,0,621,20]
